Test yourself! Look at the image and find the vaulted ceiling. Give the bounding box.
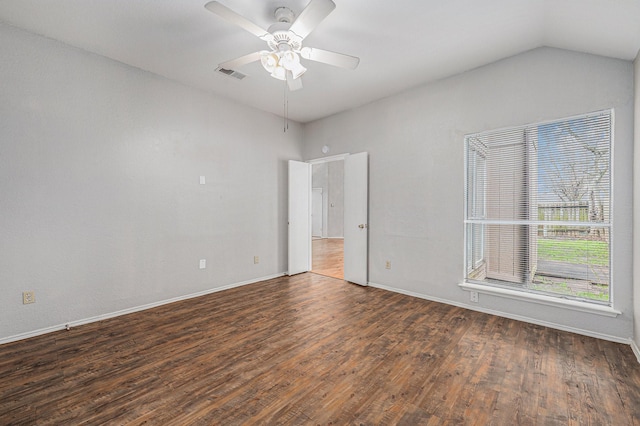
[0,0,639,123]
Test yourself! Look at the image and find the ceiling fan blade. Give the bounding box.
[219,51,263,70]
[300,47,360,70]
[289,0,336,40]
[286,72,303,91]
[204,1,273,42]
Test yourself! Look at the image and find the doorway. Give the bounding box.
[288,152,368,285]
[311,161,344,279]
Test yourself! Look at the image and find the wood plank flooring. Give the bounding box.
[1,273,639,425]
[312,238,343,279]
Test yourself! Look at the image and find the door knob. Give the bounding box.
[358,224,367,229]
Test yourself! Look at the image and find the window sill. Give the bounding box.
[459,281,621,318]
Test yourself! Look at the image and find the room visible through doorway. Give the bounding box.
[311,160,344,279]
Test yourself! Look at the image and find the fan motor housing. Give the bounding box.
[267,21,302,51]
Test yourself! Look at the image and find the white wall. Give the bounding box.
[0,23,302,342]
[312,162,329,237]
[634,50,640,354]
[327,160,344,238]
[302,47,635,341]
[311,160,344,238]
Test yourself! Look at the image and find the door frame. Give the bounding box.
[309,153,349,241]
[307,153,351,165]
[305,153,369,285]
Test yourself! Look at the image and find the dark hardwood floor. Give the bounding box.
[312,238,344,279]
[1,273,639,425]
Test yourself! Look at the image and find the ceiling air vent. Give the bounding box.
[216,67,247,80]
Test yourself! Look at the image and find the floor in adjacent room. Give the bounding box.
[312,237,343,279]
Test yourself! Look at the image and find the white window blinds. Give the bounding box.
[464,110,612,304]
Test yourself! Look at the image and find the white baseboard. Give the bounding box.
[0,273,286,346]
[6,275,638,366]
[631,339,640,364]
[368,281,631,346]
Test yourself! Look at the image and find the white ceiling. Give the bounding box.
[0,0,639,123]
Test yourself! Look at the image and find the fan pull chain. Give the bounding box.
[283,80,289,133]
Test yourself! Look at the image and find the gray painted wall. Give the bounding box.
[312,162,328,237]
[0,24,302,341]
[302,47,635,341]
[311,161,344,238]
[1,24,636,349]
[327,160,344,238]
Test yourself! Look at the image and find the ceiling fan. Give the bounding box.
[204,0,360,91]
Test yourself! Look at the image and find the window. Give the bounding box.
[464,110,612,305]
[466,139,486,274]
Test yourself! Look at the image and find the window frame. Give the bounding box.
[461,110,617,314]
[466,137,486,273]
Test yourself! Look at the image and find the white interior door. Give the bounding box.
[312,188,323,237]
[288,160,311,276]
[344,152,369,285]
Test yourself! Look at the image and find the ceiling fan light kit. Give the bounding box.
[205,0,359,91]
[260,47,307,81]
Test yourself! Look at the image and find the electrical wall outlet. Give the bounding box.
[199,259,206,269]
[470,291,479,303]
[254,256,259,264]
[385,260,391,270]
[23,291,35,304]
[199,176,206,185]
